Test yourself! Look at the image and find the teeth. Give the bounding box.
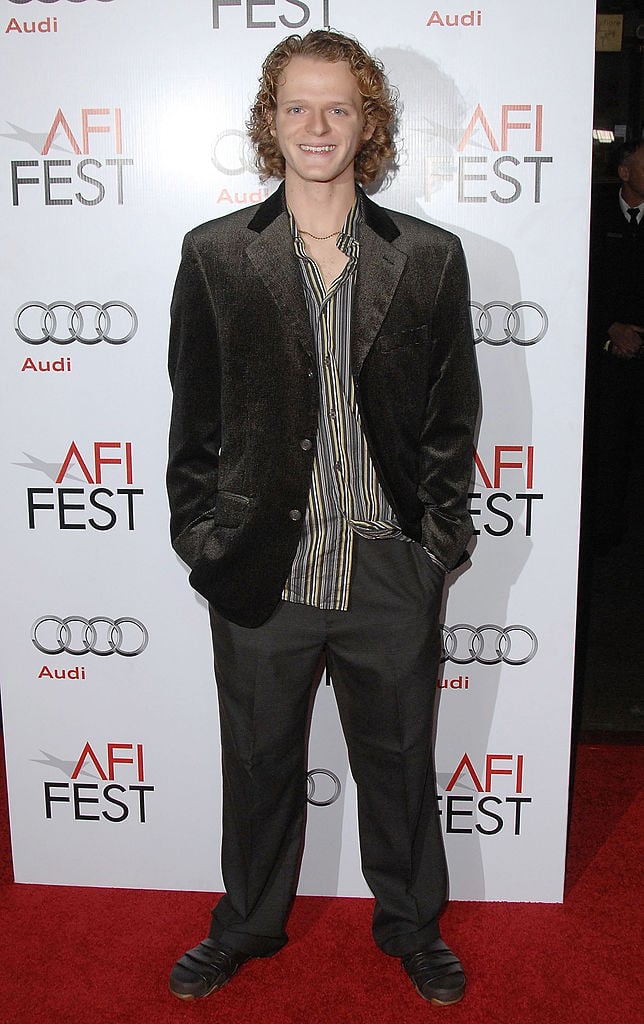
[300,145,335,152]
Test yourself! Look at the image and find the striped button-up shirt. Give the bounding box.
[282,197,403,611]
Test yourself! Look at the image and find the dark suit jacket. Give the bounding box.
[167,184,479,627]
[588,184,644,346]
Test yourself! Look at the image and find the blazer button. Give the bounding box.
[289,509,302,521]
[300,438,312,451]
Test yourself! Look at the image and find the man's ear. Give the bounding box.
[617,163,629,185]
[361,117,375,143]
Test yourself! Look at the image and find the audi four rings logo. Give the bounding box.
[470,302,548,346]
[307,769,342,806]
[32,616,149,657]
[15,302,138,345]
[441,625,538,665]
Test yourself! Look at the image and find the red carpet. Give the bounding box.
[0,739,641,1024]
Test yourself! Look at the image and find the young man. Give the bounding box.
[167,30,478,1007]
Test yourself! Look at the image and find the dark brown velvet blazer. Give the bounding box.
[167,184,479,627]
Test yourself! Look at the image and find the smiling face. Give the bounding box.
[269,55,374,190]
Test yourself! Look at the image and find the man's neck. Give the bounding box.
[285,178,357,236]
[620,184,644,209]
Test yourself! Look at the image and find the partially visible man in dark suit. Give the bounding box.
[587,140,644,550]
[166,29,478,1007]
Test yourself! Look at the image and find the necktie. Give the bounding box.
[627,207,640,231]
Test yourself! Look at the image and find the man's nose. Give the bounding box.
[307,109,330,135]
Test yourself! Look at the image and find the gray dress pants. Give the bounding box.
[206,533,447,958]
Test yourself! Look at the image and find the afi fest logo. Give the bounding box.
[455,103,552,205]
[7,107,133,207]
[39,741,154,824]
[211,0,330,30]
[21,440,144,532]
[438,752,531,836]
[469,443,543,537]
[6,1,115,38]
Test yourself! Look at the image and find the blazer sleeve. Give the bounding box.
[418,237,479,569]
[166,232,222,568]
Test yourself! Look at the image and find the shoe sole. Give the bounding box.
[169,977,229,1001]
[428,992,465,1007]
[170,967,465,1005]
[169,966,238,1001]
[412,981,466,1007]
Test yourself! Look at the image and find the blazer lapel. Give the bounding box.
[245,192,314,361]
[243,184,407,370]
[351,218,407,377]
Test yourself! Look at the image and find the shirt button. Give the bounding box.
[289,509,302,521]
[329,409,336,419]
[324,356,331,367]
[334,461,342,472]
[307,369,314,379]
[300,438,312,451]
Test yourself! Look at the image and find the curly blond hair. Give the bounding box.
[247,29,398,185]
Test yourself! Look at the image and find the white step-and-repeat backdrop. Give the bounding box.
[0,0,595,901]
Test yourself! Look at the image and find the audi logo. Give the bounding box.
[441,624,538,666]
[470,301,548,346]
[211,129,256,176]
[32,616,149,657]
[306,769,342,806]
[15,301,138,345]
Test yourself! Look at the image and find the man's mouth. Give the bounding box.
[300,145,336,153]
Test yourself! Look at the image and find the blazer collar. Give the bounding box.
[247,182,401,243]
[245,181,407,373]
[360,187,401,242]
[247,182,286,233]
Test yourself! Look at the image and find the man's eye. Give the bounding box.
[332,108,347,115]
[288,106,303,114]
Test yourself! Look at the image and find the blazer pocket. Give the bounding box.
[210,490,252,528]
[174,492,251,568]
[376,324,431,353]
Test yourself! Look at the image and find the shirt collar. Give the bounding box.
[288,191,362,248]
[619,190,644,222]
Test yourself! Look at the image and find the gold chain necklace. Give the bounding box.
[298,227,342,241]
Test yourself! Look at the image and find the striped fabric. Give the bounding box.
[282,198,403,611]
